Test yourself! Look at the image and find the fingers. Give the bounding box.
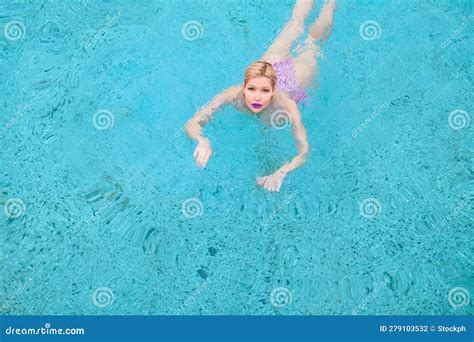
[265,178,278,193]
[257,176,284,192]
[271,182,278,192]
[194,149,202,167]
[201,151,211,168]
[198,151,210,168]
[270,180,278,192]
[267,179,282,192]
[276,180,283,192]
[258,176,272,186]
[196,149,204,167]
[194,148,212,168]
[263,178,270,190]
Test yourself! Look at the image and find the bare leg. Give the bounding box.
[260,0,314,64]
[293,0,336,88]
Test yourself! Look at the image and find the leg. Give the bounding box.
[308,0,336,43]
[293,0,336,88]
[260,0,314,64]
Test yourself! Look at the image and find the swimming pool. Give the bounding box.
[1,0,472,315]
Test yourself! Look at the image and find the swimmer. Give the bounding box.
[185,0,336,192]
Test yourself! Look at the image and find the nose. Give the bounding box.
[254,91,262,101]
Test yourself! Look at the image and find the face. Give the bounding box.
[243,76,274,113]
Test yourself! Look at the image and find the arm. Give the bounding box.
[257,97,310,192]
[185,85,240,143]
[185,85,241,168]
[277,97,310,175]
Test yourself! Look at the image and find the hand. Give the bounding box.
[193,138,212,169]
[256,171,286,192]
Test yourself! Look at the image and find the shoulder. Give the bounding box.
[223,85,243,101]
[272,90,298,112]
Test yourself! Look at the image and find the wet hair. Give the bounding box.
[243,61,277,90]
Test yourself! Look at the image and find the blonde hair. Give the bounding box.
[243,61,277,89]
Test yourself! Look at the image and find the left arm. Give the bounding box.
[257,97,310,192]
[277,98,310,175]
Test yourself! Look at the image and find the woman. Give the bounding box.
[185,0,336,192]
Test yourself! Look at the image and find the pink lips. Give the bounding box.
[251,103,262,109]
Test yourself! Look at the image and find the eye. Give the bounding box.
[248,87,255,91]
[264,89,270,93]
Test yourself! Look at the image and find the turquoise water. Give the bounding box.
[1,0,472,315]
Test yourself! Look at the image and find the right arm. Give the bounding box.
[185,85,241,142]
[185,85,241,168]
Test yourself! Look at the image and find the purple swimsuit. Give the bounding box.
[272,59,307,103]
